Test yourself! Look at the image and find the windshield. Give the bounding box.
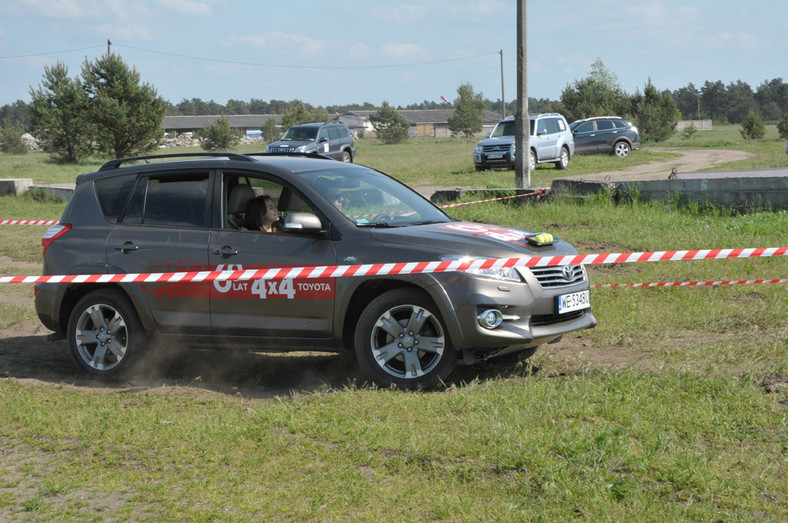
[298,166,452,227]
[491,120,515,137]
[281,126,318,141]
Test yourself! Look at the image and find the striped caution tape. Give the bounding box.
[438,188,548,209]
[0,219,60,226]
[1,247,786,285]
[592,278,788,288]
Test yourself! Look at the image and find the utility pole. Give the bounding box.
[499,49,505,118]
[514,0,529,188]
[107,39,112,56]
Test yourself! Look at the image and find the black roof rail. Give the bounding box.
[98,152,255,171]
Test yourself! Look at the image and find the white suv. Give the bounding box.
[473,113,574,171]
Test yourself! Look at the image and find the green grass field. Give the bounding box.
[0,128,786,520]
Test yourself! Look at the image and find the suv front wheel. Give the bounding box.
[67,289,144,379]
[613,141,631,158]
[354,288,457,389]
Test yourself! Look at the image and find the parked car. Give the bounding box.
[569,116,640,158]
[35,152,595,389]
[266,121,356,162]
[473,113,574,171]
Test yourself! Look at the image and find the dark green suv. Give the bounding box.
[35,153,595,389]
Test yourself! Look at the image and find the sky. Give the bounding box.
[1,0,787,110]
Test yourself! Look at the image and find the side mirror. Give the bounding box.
[283,212,323,233]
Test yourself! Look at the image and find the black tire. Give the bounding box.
[341,150,352,163]
[67,289,145,379]
[554,146,570,169]
[354,288,456,389]
[528,149,536,171]
[613,141,631,158]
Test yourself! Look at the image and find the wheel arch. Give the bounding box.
[341,277,463,353]
[57,283,157,335]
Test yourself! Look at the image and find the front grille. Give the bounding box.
[482,144,511,153]
[529,265,586,288]
[531,309,585,326]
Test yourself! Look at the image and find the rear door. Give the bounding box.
[105,171,213,333]
[594,119,617,153]
[208,172,338,337]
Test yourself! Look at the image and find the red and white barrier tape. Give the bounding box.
[1,247,785,285]
[0,219,60,226]
[438,188,548,209]
[593,278,788,288]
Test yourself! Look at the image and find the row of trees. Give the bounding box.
[3,55,788,159]
[23,54,166,161]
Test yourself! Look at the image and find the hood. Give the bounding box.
[367,221,577,260]
[268,139,314,149]
[476,135,514,147]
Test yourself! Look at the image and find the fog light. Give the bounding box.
[478,309,503,329]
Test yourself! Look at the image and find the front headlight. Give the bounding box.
[441,256,522,282]
[295,145,307,153]
[474,144,483,154]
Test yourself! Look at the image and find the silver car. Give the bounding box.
[473,113,574,171]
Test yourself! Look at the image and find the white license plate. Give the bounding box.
[558,290,590,314]
[486,153,504,159]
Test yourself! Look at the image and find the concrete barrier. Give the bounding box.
[552,168,788,210]
[28,184,75,202]
[0,179,33,196]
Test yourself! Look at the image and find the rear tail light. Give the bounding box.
[42,223,71,254]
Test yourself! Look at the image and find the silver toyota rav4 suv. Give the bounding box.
[473,113,574,171]
[35,152,595,389]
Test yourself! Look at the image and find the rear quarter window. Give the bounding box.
[94,174,137,223]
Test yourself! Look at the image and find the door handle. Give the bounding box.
[114,242,139,253]
[212,246,239,257]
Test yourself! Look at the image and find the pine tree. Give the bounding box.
[447,83,486,138]
[28,62,93,162]
[370,102,409,144]
[81,53,167,158]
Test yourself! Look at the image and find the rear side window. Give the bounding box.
[122,173,211,227]
[596,120,615,131]
[614,119,629,129]
[94,174,137,223]
[328,126,341,140]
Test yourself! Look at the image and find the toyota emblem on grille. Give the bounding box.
[562,265,573,281]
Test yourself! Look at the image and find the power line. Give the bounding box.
[114,43,497,70]
[0,44,105,60]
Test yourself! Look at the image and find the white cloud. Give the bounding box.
[158,0,214,16]
[379,43,425,61]
[18,0,97,18]
[220,32,326,55]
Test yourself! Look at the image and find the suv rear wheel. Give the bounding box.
[67,289,144,379]
[354,288,456,389]
[555,146,570,169]
[341,150,352,163]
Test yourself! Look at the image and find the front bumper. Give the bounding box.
[430,268,596,353]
